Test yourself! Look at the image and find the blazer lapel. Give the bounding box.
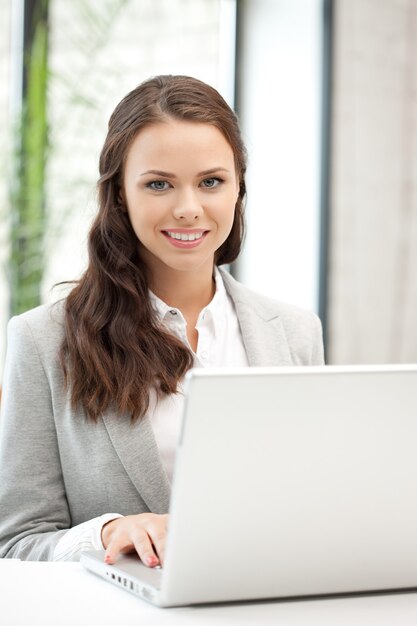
[220,268,293,366]
[101,411,171,514]
[236,306,293,366]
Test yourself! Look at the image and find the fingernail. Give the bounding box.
[104,555,111,563]
[146,556,158,566]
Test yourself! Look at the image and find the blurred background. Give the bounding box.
[0,0,416,380]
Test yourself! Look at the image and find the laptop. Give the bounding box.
[81,364,417,607]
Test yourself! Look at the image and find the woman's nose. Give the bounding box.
[172,188,204,221]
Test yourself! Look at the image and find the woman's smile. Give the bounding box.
[122,118,239,280]
[162,228,209,247]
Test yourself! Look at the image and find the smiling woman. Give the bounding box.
[0,75,324,566]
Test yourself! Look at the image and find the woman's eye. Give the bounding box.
[147,180,170,191]
[201,177,222,188]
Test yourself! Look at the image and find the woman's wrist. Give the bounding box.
[100,515,123,549]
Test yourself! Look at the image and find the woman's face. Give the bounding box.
[122,118,239,281]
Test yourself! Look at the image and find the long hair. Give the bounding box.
[60,75,247,422]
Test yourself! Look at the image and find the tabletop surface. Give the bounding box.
[3,560,417,626]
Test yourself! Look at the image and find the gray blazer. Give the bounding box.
[0,270,324,560]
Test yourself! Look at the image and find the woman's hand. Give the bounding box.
[101,513,169,567]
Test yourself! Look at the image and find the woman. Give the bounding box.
[0,75,324,564]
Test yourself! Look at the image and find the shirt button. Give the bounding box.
[170,310,177,316]
[201,351,208,359]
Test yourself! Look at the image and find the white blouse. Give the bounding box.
[53,268,249,561]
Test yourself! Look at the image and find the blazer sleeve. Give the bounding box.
[0,315,70,560]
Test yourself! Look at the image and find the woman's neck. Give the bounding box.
[149,266,216,317]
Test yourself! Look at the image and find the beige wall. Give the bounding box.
[327,0,417,363]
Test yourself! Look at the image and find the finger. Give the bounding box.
[148,530,167,567]
[144,514,169,566]
[104,534,132,564]
[132,531,160,567]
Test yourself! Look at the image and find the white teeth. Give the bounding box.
[166,231,204,241]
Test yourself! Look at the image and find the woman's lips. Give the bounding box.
[162,229,209,248]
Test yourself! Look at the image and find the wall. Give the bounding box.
[328,0,417,363]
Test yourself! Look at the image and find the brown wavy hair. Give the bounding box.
[60,75,247,422]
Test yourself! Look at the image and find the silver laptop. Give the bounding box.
[81,364,417,607]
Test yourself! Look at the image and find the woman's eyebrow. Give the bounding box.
[140,169,176,177]
[197,167,230,176]
[140,167,230,178]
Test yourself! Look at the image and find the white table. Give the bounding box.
[3,560,417,625]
